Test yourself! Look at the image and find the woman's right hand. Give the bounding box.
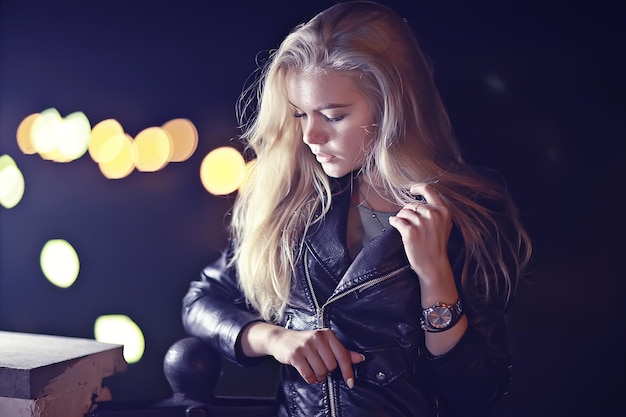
[241,322,364,388]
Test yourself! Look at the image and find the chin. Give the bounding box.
[321,165,351,179]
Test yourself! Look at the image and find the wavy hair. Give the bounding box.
[231,1,531,321]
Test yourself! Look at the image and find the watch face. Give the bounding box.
[427,306,453,329]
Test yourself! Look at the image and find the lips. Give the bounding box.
[314,152,334,163]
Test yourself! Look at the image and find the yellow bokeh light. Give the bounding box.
[94,315,145,364]
[200,146,246,195]
[16,113,40,155]
[161,118,198,163]
[27,108,91,162]
[40,239,80,288]
[18,111,201,177]
[98,132,129,164]
[98,133,135,179]
[0,154,25,209]
[133,127,172,172]
[89,119,125,163]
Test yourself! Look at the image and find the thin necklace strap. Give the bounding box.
[355,188,393,233]
[359,205,388,232]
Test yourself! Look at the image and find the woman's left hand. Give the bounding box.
[388,183,453,286]
[389,183,467,356]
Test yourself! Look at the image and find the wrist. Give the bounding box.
[413,257,453,285]
[241,321,283,357]
[419,281,458,310]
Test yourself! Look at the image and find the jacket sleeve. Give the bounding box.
[420,222,515,416]
[421,304,512,417]
[182,244,264,366]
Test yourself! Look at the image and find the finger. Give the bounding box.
[350,351,366,364]
[392,207,425,226]
[317,347,338,378]
[410,203,431,218]
[389,216,424,247]
[405,203,427,215]
[341,351,366,390]
[305,351,332,383]
[293,359,318,385]
[310,330,341,381]
[388,213,413,232]
[327,337,360,389]
[289,343,327,384]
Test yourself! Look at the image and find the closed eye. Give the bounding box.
[292,110,345,122]
[323,114,345,122]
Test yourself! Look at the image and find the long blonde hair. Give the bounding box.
[231,1,531,321]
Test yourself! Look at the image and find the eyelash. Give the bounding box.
[293,112,345,122]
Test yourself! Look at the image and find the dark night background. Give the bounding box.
[0,1,624,415]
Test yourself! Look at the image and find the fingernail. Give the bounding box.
[347,377,354,389]
[360,354,366,361]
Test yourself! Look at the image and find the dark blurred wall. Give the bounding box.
[0,1,624,415]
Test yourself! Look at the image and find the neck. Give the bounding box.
[355,178,401,212]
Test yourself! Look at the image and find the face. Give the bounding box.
[286,70,376,178]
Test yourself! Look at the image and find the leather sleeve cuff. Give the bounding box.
[184,293,266,367]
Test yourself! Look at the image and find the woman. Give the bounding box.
[183,1,531,416]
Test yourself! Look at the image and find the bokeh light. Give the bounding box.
[16,113,39,155]
[0,154,25,209]
[40,239,80,288]
[200,146,246,195]
[133,127,172,172]
[17,111,199,178]
[29,108,62,155]
[28,108,91,162]
[94,315,145,364]
[98,133,136,179]
[55,111,91,161]
[89,119,126,163]
[161,118,198,163]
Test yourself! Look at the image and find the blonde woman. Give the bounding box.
[183,2,531,416]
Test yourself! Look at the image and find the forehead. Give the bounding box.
[285,69,363,108]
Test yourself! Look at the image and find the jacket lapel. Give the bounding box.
[335,228,409,294]
[304,177,410,297]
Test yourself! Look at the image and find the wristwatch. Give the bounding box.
[420,298,464,333]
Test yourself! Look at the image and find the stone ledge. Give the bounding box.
[0,331,127,417]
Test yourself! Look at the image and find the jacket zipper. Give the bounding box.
[303,251,411,417]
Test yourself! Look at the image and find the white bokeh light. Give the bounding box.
[0,154,25,209]
[94,315,145,364]
[40,239,80,288]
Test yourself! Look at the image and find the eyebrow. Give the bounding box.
[289,101,352,112]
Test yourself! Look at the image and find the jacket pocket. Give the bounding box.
[353,269,417,300]
[354,346,412,387]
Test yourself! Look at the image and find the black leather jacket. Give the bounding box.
[183,177,512,417]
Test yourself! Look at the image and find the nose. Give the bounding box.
[302,118,328,145]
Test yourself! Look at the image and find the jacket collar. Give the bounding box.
[305,174,410,293]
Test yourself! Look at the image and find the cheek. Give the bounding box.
[346,136,370,166]
[348,127,372,152]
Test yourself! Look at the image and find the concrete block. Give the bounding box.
[0,331,127,417]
